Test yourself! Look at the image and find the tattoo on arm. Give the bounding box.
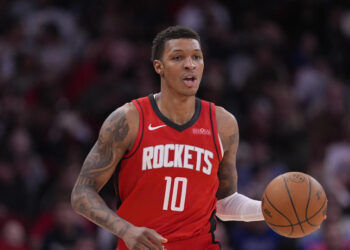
[81,110,129,179]
[72,181,131,237]
[229,133,238,145]
[71,109,131,237]
[217,161,237,199]
[115,220,130,237]
[113,113,129,142]
[217,131,239,199]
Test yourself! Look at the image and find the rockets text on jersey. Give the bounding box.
[142,144,214,175]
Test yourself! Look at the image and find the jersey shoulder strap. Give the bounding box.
[204,100,223,162]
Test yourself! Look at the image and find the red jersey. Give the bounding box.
[116,94,223,249]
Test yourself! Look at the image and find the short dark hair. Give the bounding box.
[151,26,201,61]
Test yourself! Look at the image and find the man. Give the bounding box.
[71,26,264,250]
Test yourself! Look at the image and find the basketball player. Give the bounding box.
[71,26,264,250]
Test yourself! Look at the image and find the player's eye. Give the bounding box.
[172,56,182,61]
[193,55,202,60]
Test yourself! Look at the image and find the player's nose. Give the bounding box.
[184,57,196,70]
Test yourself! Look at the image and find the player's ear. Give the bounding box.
[153,60,164,76]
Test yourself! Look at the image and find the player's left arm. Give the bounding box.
[215,106,264,222]
[215,106,239,199]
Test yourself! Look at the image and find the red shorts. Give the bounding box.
[117,233,220,250]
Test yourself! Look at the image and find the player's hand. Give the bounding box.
[122,226,168,250]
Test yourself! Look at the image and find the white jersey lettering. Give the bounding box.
[194,146,204,172]
[164,144,174,167]
[142,146,153,170]
[141,144,214,175]
[174,144,184,168]
[202,150,213,175]
[153,145,164,169]
[183,145,194,170]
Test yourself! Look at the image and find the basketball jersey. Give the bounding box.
[116,94,223,248]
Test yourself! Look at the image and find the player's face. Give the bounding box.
[154,38,204,96]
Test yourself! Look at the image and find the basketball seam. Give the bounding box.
[305,177,318,227]
[266,197,327,227]
[264,193,294,236]
[283,176,305,235]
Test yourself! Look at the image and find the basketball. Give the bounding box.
[261,172,327,238]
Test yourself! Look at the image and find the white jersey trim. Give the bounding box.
[218,133,224,159]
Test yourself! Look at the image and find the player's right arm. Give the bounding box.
[71,102,167,250]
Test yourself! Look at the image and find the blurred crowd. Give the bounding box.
[0,0,350,249]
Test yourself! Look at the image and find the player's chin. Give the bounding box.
[183,83,200,93]
[181,87,199,96]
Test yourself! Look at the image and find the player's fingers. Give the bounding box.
[139,237,159,250]
[134,243,149,250]
[149,229,168,243]
[145,230,167,249]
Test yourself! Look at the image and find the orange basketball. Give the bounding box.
[261,172,327,238]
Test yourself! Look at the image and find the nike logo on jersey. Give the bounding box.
[148,124,166,131]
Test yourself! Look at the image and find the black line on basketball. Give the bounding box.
[283,176,305,235]
[305,177,317,227]
[263,197,327,227]
[265,193,294,236]
[306,195,327,227]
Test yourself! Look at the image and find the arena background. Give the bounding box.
[0,0,349,249]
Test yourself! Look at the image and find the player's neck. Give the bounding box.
[154,92,196,125]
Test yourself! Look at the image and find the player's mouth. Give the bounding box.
[183,76,197,87]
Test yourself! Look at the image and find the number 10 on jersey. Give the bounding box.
[163,177,187,212]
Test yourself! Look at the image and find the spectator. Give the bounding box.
[0,219,29,250]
